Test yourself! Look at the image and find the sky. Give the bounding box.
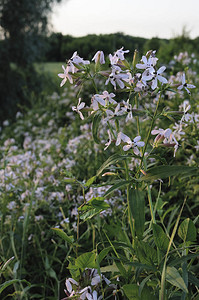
[51,0,199,39]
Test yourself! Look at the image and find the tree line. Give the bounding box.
[44,31,199,64]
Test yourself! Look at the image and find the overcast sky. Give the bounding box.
[51,0,199,39]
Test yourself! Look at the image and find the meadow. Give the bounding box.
[0,48,199,300]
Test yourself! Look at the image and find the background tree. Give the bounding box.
[0,0,63,122]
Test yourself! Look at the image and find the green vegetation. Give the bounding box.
[0,46,198,299]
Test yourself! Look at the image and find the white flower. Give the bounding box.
[105,66,129,89]
[144,66,168,90]
[136,51,158,70]
[72,98,85,120]
[91,94,106,111]
[136,55,157,70]
[116,132,144,154]
[152,128,179,156]
[103,103,121,123]
[65,277,78,294]
[101,91,117,104]
[92,51,105,64]
[58,65,73,86]
[177,73,196,94]
[58,65,73,87]
[109,47,129,65]
[121,99,133,122]
[116,132,131,146]
[123,136,145,155]
[104,130,112,150]
[70,51,90,66]
[114,47,129,60]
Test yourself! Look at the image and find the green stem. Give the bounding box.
[124,160,135,246]
[90,73,98,93]
[139,93,161,171]
[147,184,156,225]
[134,95,140,136]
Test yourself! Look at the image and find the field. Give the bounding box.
[0,49,199,300]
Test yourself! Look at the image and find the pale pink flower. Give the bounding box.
[177,73,196,94]
[58,65,73,87]
[72,98,85,120]
[104,130,112,150]
[92,51,105,64]
[105,66,129,89]
[109,47,129,65]
[145,66,168,90]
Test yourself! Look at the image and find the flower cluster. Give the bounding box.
[63,268,116,300]
[58,48,196,159]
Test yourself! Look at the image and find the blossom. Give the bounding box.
[91,94,106,111]
[177,73,196,94]
[123,136,145,155]
[116,132,144,154]
[136,55,157,70]
[92,51,105,64]
[152,128,179,156]
[109,47,129,65]
[116,132,131,147]
[103,103,120,123]
[72,98,85,120]
[114,47,129,61]
[65,277,78,294]
[58,65,73,87]
[70,51,90,67]
[105,66,129,89]
[101,91,117,104]
[121,99,133,122]
[136,50,158,70]
[143,66,167,90]
[104,130,112,150]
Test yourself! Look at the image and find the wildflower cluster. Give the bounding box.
[58,48,196,160]
[57,47,199,299]
[64,268,116,299]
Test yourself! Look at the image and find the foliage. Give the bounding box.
[0,0,62,122]
[0,45,198,300]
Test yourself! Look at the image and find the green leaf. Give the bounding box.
[188,272,199,288]
[79,197,110,220]
[75,252,97,270]
[166,266,188,293]
[129,188,145,238]
[103,180,133,197]
[92,112,102,144]
[0,279,30,294]
[123,284,152,300]
[84,175,97,187]
[168,253,199,267]
[98,247,112,264]
[123,284,139,299]
[135,240,157,266]
[79,208,101,221]
[100,263,119,273]
[89,197,110,209]
[51,228,74,245]
[97,153,132,177]
[152,224,170,252]
[178,218,197,242]
[141,165,196,182]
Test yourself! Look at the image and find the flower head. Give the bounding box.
[92,51,105,64]
[58,65,73,87]
[177,73,196,94]
[72,98,85,120]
